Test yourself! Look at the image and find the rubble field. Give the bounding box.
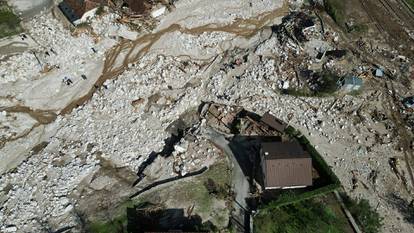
[1,0,414,232]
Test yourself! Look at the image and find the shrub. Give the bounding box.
[0,9,20,28]
[344,197,383,233]
[96,5,105,16]
[324,0,345,25]
[407,0,414,9]
[0,8,21,38]
[255,199,346,233]
[315,72,340,95]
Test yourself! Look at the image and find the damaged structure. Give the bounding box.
[260,142,312,190]
[340,76,363,92]
[59,0,151,25]
[261,112,288,133]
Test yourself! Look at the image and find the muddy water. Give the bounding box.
[0,106,57,149]
[61,2,288,114]
[2,2,288,148]
[1,105,57,124]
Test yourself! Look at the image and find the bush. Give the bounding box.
[255,199,346,233]
[348,24,369,33]
[315,72,340,95]
[96,5,105,16]
[344,197,383,233]
[407,0,414,9]
[0,9,20,27]
[324,0,345,25]
[283,72,340,97]
[0,8,21,38]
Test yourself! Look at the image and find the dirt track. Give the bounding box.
[358,0,414,57]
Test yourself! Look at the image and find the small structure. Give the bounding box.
[374,68,384,78]
[260,112,287,133]
[260,142,312,190]
[403,96,414,109]
[340,76,363,92]
[59,0,154,25]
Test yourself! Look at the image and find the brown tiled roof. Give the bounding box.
[261,112,287,132]
[262,142,312,188]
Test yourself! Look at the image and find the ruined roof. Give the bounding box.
[261,142,312,189]
[60,0,105,22]
[260,112,287,132]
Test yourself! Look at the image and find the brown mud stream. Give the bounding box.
[2,2,288,150]
[61,2,288,114]
[0,106,57,149]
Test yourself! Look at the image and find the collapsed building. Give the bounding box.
[58,0,152,25]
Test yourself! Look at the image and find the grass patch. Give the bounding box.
[255,198,347,233]
[88,162,232,232]
[87,200,137,233]
[343,196,383,233]
[324,0,345,26]
[283,88,314,97]
[347,23,369,34]
[407,0,414,9]
[0,5,21,38]
[171,162,232,214]
[283,71,340,97]
[89,215,127,233]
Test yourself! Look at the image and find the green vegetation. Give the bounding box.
[283,72,340,97]
[344,197,383,233]
[407,0,414,9]
[316,72,341,95]
[171,162,231,214]
[0,3,21,38]
[87,199,136,233]
[96,5,105,16]
[324,0,345,26]
[76,22,90,28]
[255,198,346,233]
[283,88,313,97]
[89,215,127,233]
[88,162,231,232]
[348,24,369,34]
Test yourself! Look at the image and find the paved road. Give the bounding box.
[203,127,251,232]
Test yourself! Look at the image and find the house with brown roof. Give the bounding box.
[261,112,287,133]
[260,141,312,190]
